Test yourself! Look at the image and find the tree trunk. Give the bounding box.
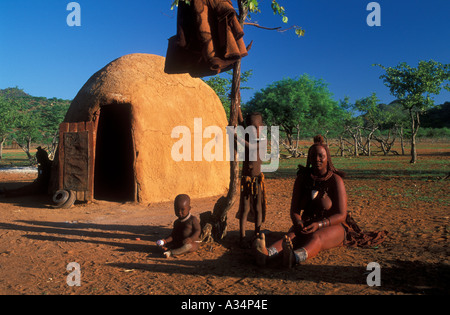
[353,134,358,157]
[286,132,293,147]
[410,135,417,163]
[323,130,329,146]
[201,2,247,242]
[367,128,377,157]
[380,141,386,155]
[409,109,420,164]
[26,138,33,163]
[15,137,34,164]
[400,126,405,155]
[358,129,365,155]
[339,136,344,157]
[294,127,300,153]
[0,138,4,160]
[49,130,59,160]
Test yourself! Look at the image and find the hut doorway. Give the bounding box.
[94,103,136,202]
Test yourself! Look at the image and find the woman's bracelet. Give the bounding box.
[318,218,331,229]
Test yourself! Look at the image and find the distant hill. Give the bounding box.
[421,102,450,128]
[0,87,72,110]
[383,99,449,129]
[0,87,31,99]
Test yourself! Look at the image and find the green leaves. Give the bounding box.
[0,96,17,148]
[203,70,253,119]
[271,1,285,18]
[250,0,305,37]
[170,0,190,10]
[375,60,450,111]
[245,75,340,139]
[295,28,305,37]
[374,60,450,163]
[248,0,260,13]
[170,0,178,10]
[0,88,70,162]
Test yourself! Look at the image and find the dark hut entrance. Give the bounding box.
[94,103,136,202]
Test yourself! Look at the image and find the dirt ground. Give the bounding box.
[0,150,449,296]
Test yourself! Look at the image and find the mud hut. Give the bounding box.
[49,53,229,206]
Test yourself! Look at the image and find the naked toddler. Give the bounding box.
[156,194,201,258]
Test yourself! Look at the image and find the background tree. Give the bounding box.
[339,96,364,157]
[353,93,383,156]
[12,105,43,163]
[0,88,70,165]
[245,75,340,156]
[0,96,17,160]
[203,70,253,119]
[246,77,305,153]
[38,98,70,159]
[375,101,409,155]
[375,60,450,163]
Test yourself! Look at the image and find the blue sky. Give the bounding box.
[1,0,449,105]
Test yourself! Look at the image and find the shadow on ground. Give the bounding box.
[1,220,448,295]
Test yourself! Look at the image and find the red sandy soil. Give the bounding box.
[0,152,449,295]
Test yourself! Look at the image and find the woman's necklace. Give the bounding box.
[310,170,333,200]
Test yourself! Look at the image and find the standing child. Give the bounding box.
[156,194,201,258]
[235,112,267,248]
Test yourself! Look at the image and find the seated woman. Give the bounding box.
[255,135,388,267]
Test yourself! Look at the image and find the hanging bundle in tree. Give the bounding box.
[165,0,251,78]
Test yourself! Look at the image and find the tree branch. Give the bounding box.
[243,22,282,31]
[243,22,301,34]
